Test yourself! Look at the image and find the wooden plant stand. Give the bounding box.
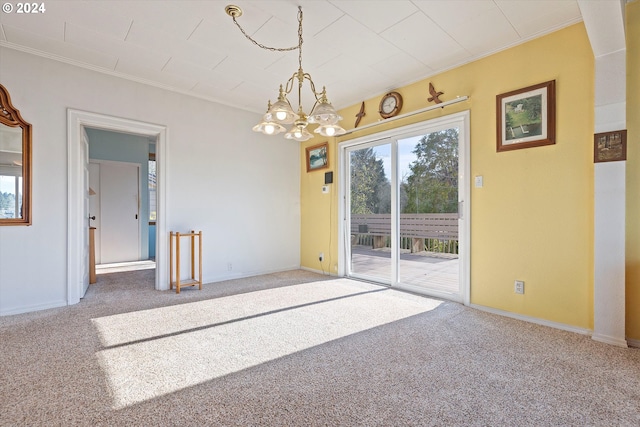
[169,230,202,294]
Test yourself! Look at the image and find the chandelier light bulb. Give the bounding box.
[314,124,346,137]
[264,124,275,135]
[276,111,288,121]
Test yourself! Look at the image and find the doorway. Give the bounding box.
[67,110,168,305]
[85,126,157,268]
[339,112,470,304]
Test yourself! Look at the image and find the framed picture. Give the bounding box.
[306,142,328,172]
[497,80,556,152]
[594,130,627,163]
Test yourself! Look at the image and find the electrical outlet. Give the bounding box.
[514,280,524,294]
[227,263,233,271]
[319,252,324,262]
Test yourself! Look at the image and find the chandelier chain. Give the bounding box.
[230,7,303,57]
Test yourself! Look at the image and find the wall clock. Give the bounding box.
[379,91,403,119]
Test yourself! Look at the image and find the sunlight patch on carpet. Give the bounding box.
[92,278,442,409]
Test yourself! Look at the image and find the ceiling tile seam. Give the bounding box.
[493,0,522,39]
[229,80,244,92]
[210,55,227,72]
[124,21,134,42]
[311,13,355,42]
[160,57,172,72]
[60,23,144,69]
[368,4,420,35]
[408,8,473,58]
[186,18,204,42]
[310,12,345,38]
[378,10,468,69]
[306,14,382,72]
[326,5,391,35]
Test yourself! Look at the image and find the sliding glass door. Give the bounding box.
[397,130,460,296]
[342,113,469,303]
[348,143,392,284]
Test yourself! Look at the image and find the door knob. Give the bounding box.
[89,215,96,221]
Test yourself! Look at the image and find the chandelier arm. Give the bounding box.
[283,74,297,95]
[302,73,324,99]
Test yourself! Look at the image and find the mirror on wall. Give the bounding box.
[0,83,31,225]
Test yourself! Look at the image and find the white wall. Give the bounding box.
[0,48,301,315]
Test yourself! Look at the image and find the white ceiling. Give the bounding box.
[0,0,589,114]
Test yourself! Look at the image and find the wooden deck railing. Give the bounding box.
[350,213,459,254]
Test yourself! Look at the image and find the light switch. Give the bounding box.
[474,176,483,188]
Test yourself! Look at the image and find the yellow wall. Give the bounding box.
[300,140,340,275]
[301,23,595,329]
[626,0,640,341]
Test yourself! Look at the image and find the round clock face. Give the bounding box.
[381,97,396,113]
[379,92,402,118]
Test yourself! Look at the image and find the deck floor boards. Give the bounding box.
[350,245,459,295]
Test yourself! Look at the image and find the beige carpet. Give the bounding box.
[1,269,639,426]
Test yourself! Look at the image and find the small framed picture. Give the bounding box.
[594,130,627,163]
[497,80,556,152]
[306,142,328,172]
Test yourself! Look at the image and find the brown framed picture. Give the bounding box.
[306,142,328,172]
[497,80,556,152]
[594,130,627,163]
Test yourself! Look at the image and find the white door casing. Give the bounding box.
[81,128,90,298]
[67,109,168,305]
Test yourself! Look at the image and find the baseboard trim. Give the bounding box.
[0,299,67,317]
[592,333,628,348]
[203,266,301,285]
[626,338,640,348]
[300,266,337,276]
[469,303,592,336]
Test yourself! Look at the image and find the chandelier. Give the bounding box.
[225,5,345,141]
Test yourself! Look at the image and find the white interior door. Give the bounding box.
[99,162,140,264]
[88,162,101,263]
